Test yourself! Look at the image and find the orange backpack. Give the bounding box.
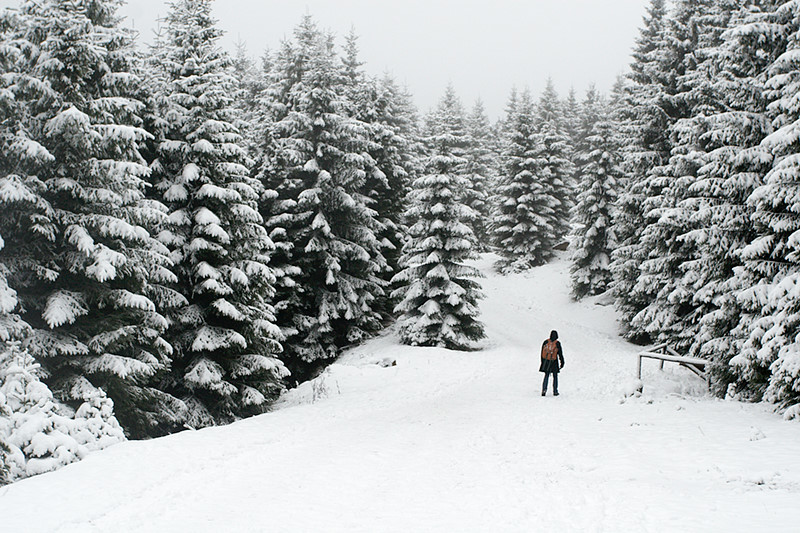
[542,340,558,361]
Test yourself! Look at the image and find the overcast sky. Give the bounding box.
[1,0,649,119]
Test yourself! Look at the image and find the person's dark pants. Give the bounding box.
[542,372,558,394]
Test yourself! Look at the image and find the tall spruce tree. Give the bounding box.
[497,87,519,147]
[392,88,485,349]
[628,0,737,352]
[493,89,557,270]
[570,85,602,156]
[362,74,418,319]
[732,0,800,413]
[611,0,672,341]
[562,87,581,151]
[570,92,622,298]
[464,99,496,251]
[260,16,387,379]
[0,6,52,346]
[255,18,318,379]
[149,0,286,426]
[339,36,415,319]
[0,0,186,437]
[230,40,268,155]
[424,84,469,166]
[679,1,782,396]
[534,79,574,248]
[613,0,706,343]
[368,73,418,268]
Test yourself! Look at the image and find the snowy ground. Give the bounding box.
[2,253,799,532]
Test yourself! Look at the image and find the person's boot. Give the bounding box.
[541,391,546,396]
[554,391,559,396]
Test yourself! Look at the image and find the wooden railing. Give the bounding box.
[638,343,709,387]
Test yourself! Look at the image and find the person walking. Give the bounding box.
[540,330,564,396]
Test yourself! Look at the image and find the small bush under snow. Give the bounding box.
[0,342,124,483]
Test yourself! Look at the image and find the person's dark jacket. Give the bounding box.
[539,340,564,374]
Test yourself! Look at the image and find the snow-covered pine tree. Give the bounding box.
[533,79,574,248]
[0,6,54,346]
[361,75,419,319]
[679,1,783,396]
[497,87,519,143]
[368,73,419,273]
[338,34,415,320]
[259,16,387,379]
[227,45,276,177]
[254,19,319,379]
[392,87,485,349]
[731,0,800,414]
[0,0,187,438]
[253,48,276,141]
[424,84,469,168]
[340,27,365,111]
[562,86,582,158]
[570,85,601,156]
[463,99,496,251]
[570,90,622,298]
[0,339,124,482]
[610,0,672,341]
[149,0,287,425]
[489,87,519,218]
[629,0,737,353]
[0,11,56,480]
[613,0,709,344]
[231,40,268,155]
[493,89,557,270]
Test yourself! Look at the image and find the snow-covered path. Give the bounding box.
[2,254,800,532]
